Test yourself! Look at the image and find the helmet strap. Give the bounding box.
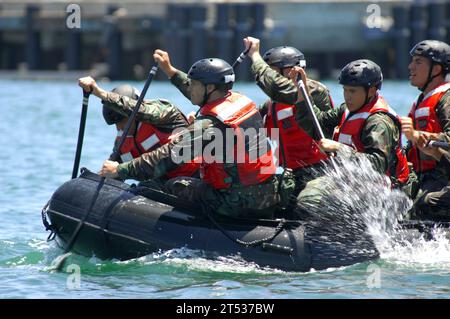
[420,62,441,92]
[363,87,370,106]
[361,87,377,109]
[200,84,218,107]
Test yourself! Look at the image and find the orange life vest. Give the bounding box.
[333,94,410,184]
[407,82,450,173]
[264,101,328,169]
[199,92,276,189]
[116,122,199,179]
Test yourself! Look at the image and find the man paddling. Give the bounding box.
[245,37,334,199]
[400,40,450,220]
[77,80,199,187]
[289,59,410,213]
[96,50,280,218]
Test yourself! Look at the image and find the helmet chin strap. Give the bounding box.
[357,87,376,110]
[200,84,218,107]
[420,62,441,92]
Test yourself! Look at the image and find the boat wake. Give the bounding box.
[120,248,286,274]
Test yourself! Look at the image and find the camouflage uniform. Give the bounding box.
[251,56,334,134]
[419,155,450,220]
[115,71,280,218]
[293,98,410,215]
[408,91,450,220]
[102,92,194,188]
[250,56,334,197]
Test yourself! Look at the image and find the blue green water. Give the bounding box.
[1,79,450,298]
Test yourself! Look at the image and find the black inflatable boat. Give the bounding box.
[43,169,380,272]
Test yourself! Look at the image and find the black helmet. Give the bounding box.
[102,84,140,125]
[187,58,235,85]
[339,59,383,89]
[262,46,306,69]
[410,40,450,73]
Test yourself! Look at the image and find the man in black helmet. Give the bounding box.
[400,40,450,220]
[289,59,411,214]
[244,37,334,200]
[97,50,280,218]
[77,79,199,185]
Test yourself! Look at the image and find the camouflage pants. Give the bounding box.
[292,161,327,197]
[413,171,450,221]
[293,176,333,220]
[164,176,279,218]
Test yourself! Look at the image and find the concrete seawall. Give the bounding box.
[1,1,448,81]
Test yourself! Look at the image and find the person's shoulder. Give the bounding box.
[155,98,182,110]
[156,98,174,105]
[231,91,256,102]
[366,111,397,130]
[307,78,329,93]
[438,88,450,105]
[194,115,219,129]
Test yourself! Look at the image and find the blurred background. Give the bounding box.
[0,0,449,81]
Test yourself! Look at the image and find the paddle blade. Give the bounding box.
[49,252,72,272]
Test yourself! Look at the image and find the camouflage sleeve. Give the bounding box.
[355,113,399,174]
[102,92,187,127]
[259,100,270,118]
[295,102,345,139]
[250,56,298,104]
[309,81,335,138]
[309,81,333,112]
[436,91,450,142]
[170,71,191,100]
[116,118,214,180]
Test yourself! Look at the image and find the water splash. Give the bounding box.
[383,229,450,267]
[297,148,450,268]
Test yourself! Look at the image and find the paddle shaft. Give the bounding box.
[110,64,159,162]
[296,78,339,169]
[71,91,91,179]
[53,64,158,271]
[231,47,251,69]
[297,79,326,140]
[53,177,105,271]
[64,177,105,254]
[427,140,450,150]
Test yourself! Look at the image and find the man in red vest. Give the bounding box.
[96,51,280,218]
[245,37,334,198]
[77,80,200,188]
[289,59,410,212]
[400,40,450,220]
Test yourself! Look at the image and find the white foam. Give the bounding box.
[303,148,450,270]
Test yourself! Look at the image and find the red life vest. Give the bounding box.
[199,92,276,189]
[407,82,450,173]
[333,94,410,184]
[264,101,328,169]
[116,122,199,179]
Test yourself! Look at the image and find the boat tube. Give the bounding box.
[43,169,380,272]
